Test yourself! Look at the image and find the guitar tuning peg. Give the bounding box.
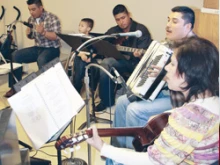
[69,147,74,152]
[83,134,89,139]
[71,137,77,143]
[75,145,81,150]
[63,149,68,154]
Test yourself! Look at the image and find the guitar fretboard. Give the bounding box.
[116,45,146,54]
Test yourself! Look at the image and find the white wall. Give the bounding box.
[0,0,203,54]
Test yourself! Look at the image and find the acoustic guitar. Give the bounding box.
[55,113,170,152]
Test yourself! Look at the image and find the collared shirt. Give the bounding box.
[28,10,61,48]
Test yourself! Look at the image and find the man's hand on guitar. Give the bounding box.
[86,126,104,152]
[133,50,142,58]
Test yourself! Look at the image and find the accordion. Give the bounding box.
[126,40,173,101]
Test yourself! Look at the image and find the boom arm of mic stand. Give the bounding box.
[83,63,117,127]
[66,34,116,70]
[76,34,116,52]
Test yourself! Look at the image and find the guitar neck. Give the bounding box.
[116,45,146,54]
[55,113,170,151]
[117,45,136,53]
[55,127,145,150]
[87,127,144,137]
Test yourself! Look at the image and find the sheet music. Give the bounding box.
[8,62,85,149]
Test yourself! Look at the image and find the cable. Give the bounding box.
[38,150,68,158]
[30,149,69,159]
[30,150,38,158]
[40,145,54,149]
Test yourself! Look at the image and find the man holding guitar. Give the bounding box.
[94,4,152,112]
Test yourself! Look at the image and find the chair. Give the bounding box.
[0,51,22,79]
[0,27,24,91]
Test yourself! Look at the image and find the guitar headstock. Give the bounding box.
[55,130,91,150]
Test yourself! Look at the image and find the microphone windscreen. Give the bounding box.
[136,30,142,38]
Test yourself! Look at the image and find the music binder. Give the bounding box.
[57,33,126,60]
[7,58,85,149]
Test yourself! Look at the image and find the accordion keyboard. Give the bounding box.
[126,40,173,101]
[137,54,163,87]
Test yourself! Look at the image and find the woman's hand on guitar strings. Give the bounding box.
[86,126,104,152]
[133,50,142,58]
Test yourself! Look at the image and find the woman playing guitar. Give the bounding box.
[86,37,219,165]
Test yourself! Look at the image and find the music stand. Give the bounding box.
[57,33,125,60]
[57,33,125,129]
[11,58,87,165]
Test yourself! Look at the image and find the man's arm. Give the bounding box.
[41,15,61,41]
[133,24,152,58]
[42,30,57,41]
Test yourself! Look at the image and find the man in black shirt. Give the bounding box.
[95,4,152,112]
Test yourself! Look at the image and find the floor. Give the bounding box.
[0,54,115,165]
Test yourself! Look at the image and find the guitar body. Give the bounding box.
[132,112,170,151]
[55,113,170,151]
[111,36,126,46]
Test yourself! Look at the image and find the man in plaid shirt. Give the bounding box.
[4,0,61,97]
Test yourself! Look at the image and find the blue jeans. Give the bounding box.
[111,91,172,149]
[98,57,136,107]
[8,46,60,87]
[106,158,123,165]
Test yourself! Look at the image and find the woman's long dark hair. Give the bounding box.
[174,37,219,102]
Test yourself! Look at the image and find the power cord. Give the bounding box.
[29,145,69,159]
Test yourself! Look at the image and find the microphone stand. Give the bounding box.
[61,36,115,165]
[84,63,117,165]
[76,35,122,131]
[66,34,124,165]
[61,118,87,165]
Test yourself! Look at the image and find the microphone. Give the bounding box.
[112,67,130,91]
[19,21,33,28]
[112,67,138,102]
[111,30,142,38]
